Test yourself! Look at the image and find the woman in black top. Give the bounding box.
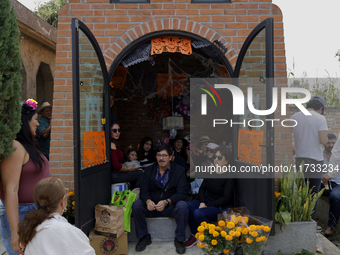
[137,136,156,170]
[184,146,235,248]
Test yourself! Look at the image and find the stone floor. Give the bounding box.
[0,233,339,254]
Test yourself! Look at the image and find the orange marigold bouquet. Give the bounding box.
[196,209,272,255]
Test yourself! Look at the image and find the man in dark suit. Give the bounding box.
[132,145,188,254]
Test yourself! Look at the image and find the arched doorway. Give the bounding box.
[36,62,54,107]
[107,32,233,150]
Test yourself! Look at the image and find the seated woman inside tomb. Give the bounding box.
[184,146,236,248]
[123,148,142,170]
[111,121,143,189]
[170,134,191,168]
[137,136,156,170]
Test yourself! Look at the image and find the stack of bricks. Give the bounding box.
[51,0,287,189]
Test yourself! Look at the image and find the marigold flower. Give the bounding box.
[209,228,214,234]
[68,192,75,197]
[242,228,249,235]
[231,215,238,224]
[209,224,216,230]
[263,226,270,232]
[225,235,233,241]
[229,230,236,237]
[261,236,267,241]
[256,237,262,242]
[213,231,219,237]
[211,239,217,246]
[72,201,75,206]
[195,232,200,238]
[246,237,253,244]
[242,217,249,224]
[223,249,229,254]
[201,221,207,227]
[208,248,212,252]
[197,226,204,232]
[258,225,265,230]
[235,231,241,237]
[198,235,205,242]
[218,220,226,227]
[215,226,221,231]
[250,231,258,237]
[220,231,227,237]
[249,225,257,231]
[275,191,281,198]
[236,227,242,232]
[72,206,75,210]
[237,215,242,222]
[227,222,235,229]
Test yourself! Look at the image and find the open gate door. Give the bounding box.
[72,18,111,233]
[232,18,275,221]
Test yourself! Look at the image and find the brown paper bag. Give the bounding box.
[94,204,124,238]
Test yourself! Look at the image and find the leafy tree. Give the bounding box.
[0,0,22,161]
[35,0,68,29]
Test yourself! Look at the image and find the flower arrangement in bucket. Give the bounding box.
[63,190,75,224]
[196,208,272,255]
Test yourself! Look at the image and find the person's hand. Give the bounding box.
[322,173,332,185]
[11,231,24,254]
[199,203,207,209]
[155,200,167,212]
[146,200,156,211]
[127,165,139,171]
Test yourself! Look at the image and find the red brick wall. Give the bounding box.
[51,0,287,189]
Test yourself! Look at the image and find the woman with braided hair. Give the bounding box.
[18,177,95,255]
[0,99,50,254]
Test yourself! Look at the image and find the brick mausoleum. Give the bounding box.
[50,0,289,190]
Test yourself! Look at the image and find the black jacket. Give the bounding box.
[140,161,188,205]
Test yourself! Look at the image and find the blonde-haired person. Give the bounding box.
[18,177,95,255]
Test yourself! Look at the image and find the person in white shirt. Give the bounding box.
[17,177,95,255]
[291,96,328,219]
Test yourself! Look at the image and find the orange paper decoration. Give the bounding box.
[238,128,264,166]
[110,66,128,90]
[151,37,192,55]
[84,131,106,168]
[157,73,187,98]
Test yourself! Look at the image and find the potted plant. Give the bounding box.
[264,159,324,254]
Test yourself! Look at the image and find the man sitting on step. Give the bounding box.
[132,144,189,254]
[321,134,340,236]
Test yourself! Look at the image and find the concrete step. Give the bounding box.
[129,217,191,242]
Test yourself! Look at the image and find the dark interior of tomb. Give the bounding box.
[110,38,233,149]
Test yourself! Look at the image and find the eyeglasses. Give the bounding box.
[156,154,169,159]
[112,128,121,133]
[214,155,223,160]
[207,149,214,153]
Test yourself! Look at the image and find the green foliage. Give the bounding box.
[35,0,68,29]
[0,0,22,162]
[288,73,340,107]
[275,157,324,226]
[336,49,340,62]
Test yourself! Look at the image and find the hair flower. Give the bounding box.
[26,99,38,110]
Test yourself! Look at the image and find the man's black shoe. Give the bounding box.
[174,238,186,254]
[135,234,152,251]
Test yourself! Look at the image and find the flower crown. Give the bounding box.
[26,99,38,110]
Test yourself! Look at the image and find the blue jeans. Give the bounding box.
[321,182,340,228]
[187,200,230,235]
[0,200,36,255]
